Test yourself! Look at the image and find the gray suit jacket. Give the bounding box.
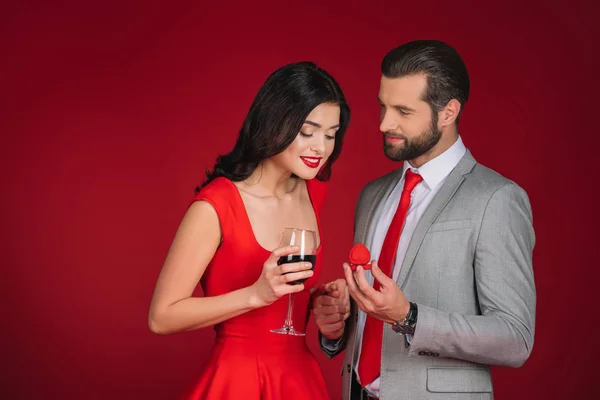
[321,151,536,399]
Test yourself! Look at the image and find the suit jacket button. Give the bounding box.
[433,353,439,357]
[347,364,351,373]
[418,351,426,356]
[426,352,433,356]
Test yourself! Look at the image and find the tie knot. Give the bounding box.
[403,169,423,193]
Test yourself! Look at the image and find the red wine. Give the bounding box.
[277,255,316,285]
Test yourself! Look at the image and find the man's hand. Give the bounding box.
[312,278,350,340]
[343,260,409,323]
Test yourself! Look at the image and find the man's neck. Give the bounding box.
[408,131,459,168]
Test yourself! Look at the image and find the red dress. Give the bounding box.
[181,177,330,400]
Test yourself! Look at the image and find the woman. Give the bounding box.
[148,61,350,399]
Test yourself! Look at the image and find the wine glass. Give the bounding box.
[270,228,317,336]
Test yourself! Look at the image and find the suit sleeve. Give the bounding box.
[319,331,347,359]
[407,183,536,367]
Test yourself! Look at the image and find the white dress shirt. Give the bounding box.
[355,137,467,396]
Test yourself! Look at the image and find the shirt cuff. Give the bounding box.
[321,334,344,351]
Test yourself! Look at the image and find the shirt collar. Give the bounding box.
[401,136,467,190]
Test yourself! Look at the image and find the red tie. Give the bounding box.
[358,169,423,386]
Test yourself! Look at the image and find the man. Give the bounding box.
[312,40,536,399]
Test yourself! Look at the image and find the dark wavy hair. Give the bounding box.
[197,61,350,192]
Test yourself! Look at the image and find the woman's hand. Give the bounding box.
[250,245,314,307]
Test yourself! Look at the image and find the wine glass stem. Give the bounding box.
[284,293,295,329]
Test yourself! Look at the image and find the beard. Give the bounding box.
[383,112,441,162]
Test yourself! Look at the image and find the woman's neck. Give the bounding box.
[241,161,298,198]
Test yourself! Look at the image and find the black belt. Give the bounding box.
[351,370,379,400]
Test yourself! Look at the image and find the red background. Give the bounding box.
[2,0,598,398]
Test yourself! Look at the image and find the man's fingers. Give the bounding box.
[344,263,360,293]
[314,295,344,307]
[344,263,369,306]
[313,304,347,315]
[313,284,329,297]
[315,313,345,325]
[353,266,380,300]
[314,280,343,298]
[320,324,345,340]
[370,260,392,288]
[323,321,345,332]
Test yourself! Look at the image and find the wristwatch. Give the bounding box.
[391,302,418,335]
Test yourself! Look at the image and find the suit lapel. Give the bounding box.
[361,168,404,249]
[396,151,477,288]
[349,169,404,360]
